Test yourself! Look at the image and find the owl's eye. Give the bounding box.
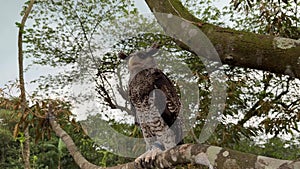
[137,52,148,59]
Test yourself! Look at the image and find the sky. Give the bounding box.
[0,0,25,88]
[0,0,151,91]
[0,0,228,92]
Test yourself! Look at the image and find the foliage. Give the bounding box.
[229,0,300,38]
[7,0,300,167]
[181,0,225,26]
[233,137,300,160]
[0,109,23,169]
[1,96,130,168]
[22,0,137,98]
[182,0,300,38]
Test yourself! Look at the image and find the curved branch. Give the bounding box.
[49,110,101,169]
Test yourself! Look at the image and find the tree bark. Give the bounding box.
[18,0,35,168]
[145,0,300,79]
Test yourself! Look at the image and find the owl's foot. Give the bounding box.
[134,148,162,168]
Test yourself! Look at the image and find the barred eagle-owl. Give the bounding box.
[119,43,183,168]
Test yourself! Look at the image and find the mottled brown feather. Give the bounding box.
[129,68,182,145]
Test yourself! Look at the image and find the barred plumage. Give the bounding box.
[129,68,182,149]
[119,43,182,168]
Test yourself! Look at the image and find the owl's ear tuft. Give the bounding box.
[151,42,161,49]
[143,42,161,57]
[118,52,128,60]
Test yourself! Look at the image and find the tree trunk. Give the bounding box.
[17,0,35,168]
[145,0,300,79]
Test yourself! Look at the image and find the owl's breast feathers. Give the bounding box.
[129,68,182,143]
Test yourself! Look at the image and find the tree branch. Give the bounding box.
[18,0,35,168]
[144,0,300,79]
[238,77,291,126]
[48,107,101,169]
[49,109,300,169]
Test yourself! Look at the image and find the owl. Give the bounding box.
[119,43,182,168]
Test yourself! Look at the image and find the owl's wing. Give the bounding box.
[152,69,183,144]
[152,70,180,125]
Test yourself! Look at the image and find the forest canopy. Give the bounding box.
[0,0,299,168]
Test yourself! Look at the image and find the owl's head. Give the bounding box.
[119,43,160,74]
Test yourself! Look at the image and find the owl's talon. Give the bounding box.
[134,148,162,168]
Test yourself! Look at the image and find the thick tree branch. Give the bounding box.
[145,0,300,79]
[49,111,300,169]
[147,144,300,169]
